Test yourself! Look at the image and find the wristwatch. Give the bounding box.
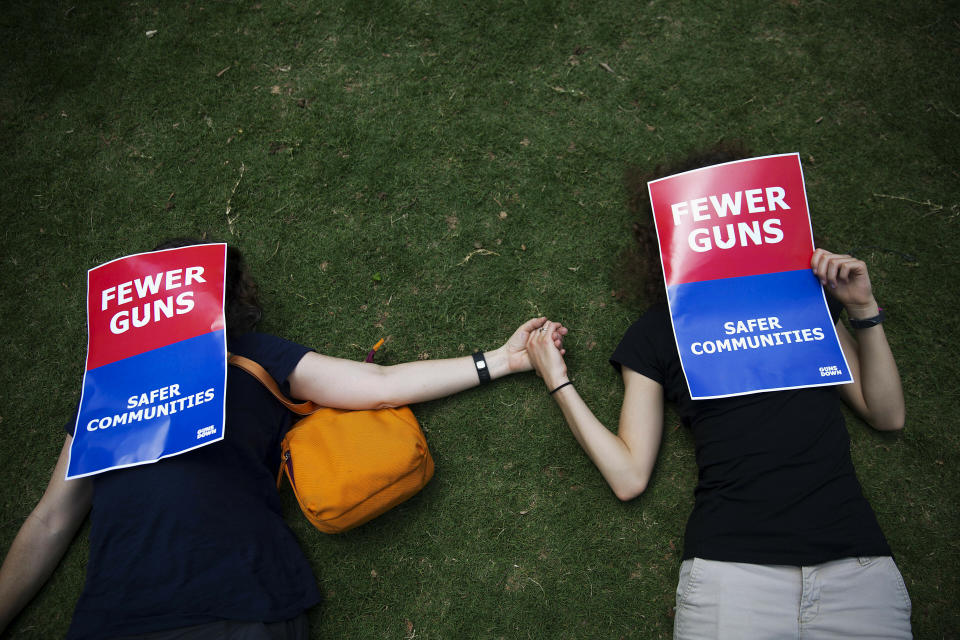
[848,308,885,329]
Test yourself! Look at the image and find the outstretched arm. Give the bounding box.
[526,322,664,501]
[288,317,567,410]
[0,436,92,634]
[811,249,904,431]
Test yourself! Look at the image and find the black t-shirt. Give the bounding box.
[610,303,892,565]
[65,333,321,640]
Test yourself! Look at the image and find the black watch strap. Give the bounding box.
[849,308,885,329]
[472,351,491,384]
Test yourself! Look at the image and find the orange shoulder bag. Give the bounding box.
[228,352,435,534]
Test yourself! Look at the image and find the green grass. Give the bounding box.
[1,0,958,638]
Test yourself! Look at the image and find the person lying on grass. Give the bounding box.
[0,238,568,640]
[524,151,911,640]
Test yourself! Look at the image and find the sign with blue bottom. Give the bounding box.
[668,269,852,399]
[68,330,227,479]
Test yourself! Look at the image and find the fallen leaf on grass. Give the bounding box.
[599,62,615,74]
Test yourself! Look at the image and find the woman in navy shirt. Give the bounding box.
[0,241,567,639]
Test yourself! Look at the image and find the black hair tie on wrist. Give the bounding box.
[549,381,573,395]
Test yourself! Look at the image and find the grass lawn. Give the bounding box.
[1,1,957,638]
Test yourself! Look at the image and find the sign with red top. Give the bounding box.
[648,154,853,399]
[67,244,228,479]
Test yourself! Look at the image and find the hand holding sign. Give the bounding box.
[810,249,878,316]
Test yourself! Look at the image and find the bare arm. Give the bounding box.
[526,322,664,501]
[288,317,567,410]
[0,436,92,633]
[811,249,905,431]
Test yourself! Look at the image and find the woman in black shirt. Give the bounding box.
[525,205,911,637]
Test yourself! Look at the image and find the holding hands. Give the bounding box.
[525,320,571,391]
[502,317,568,375]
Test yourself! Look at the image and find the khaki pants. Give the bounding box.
[674,556,912,639]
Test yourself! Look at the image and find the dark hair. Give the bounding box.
[153,237,263,336]
[621,141,751,305]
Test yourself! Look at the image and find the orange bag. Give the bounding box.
[228,354,434,534]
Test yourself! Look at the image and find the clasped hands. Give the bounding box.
[521,318,570,390]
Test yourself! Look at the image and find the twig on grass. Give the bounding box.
[457,249,499,266]
[872,193,943,212]
[525,576,545,595]
[873,193,958,221]
[265,240,280,262]
[225,162,246,236]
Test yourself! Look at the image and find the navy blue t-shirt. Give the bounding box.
[65,333,321,640]
[610,302,892,566]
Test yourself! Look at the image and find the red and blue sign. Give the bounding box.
[648,153,853,399]
[67,244,228,479]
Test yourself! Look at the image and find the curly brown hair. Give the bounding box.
[621,141,751,305]
[152,238,262,336]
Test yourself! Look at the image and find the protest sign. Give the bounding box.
[648,153,853,399]
[67,244,228,479]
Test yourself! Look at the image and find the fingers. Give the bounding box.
[528,321,560,351]
[529,320,556,342]
[520,316,549,333]
[522,318,567,357]
[548,323,568,351]
[547,322,568,356]
[524,321,569,386]
[811,248,866,289]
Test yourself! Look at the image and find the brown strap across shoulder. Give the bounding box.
[228,354,318,416]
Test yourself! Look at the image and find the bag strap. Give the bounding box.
[227,354,318,416]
